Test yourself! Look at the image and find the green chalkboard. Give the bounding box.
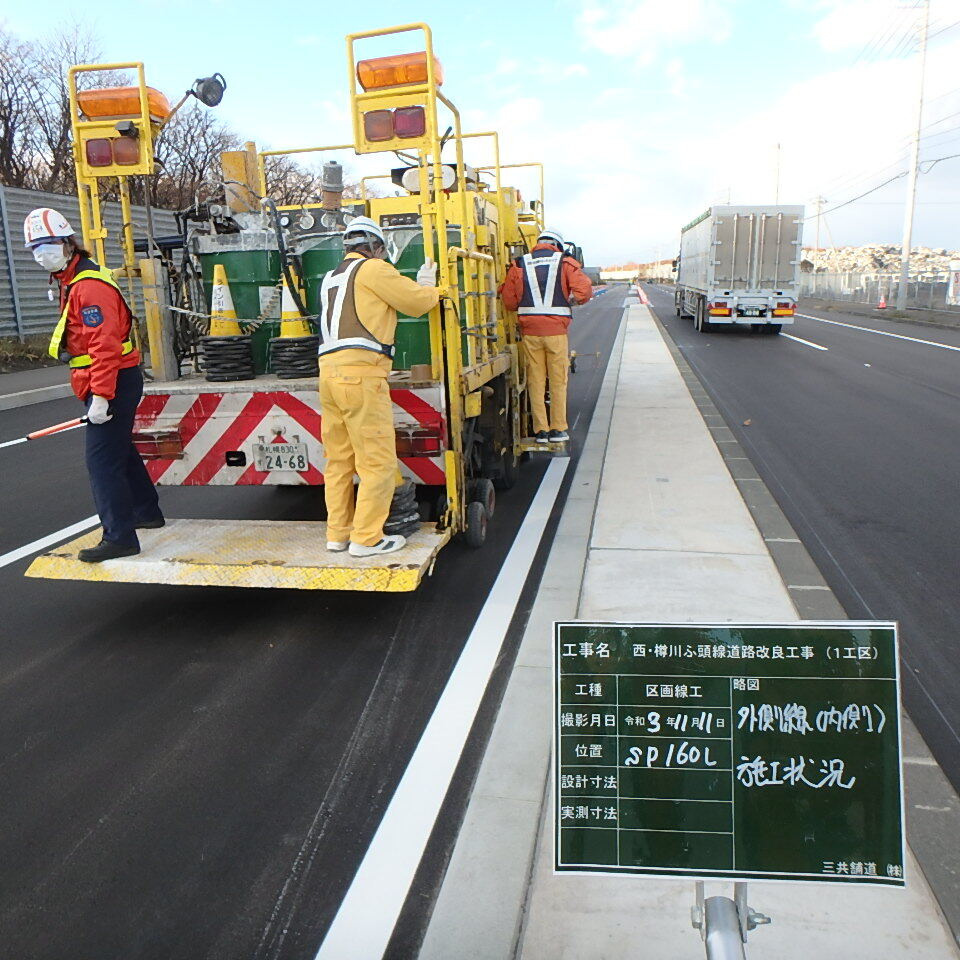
[554,622,904,886]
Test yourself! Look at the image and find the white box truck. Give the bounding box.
[675,205,804,334]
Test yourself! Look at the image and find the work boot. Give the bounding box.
[535,431,550,444]
[548,429,569,442]
[349,535,406,558]
[78,540,140,563]
[136,515,166,529]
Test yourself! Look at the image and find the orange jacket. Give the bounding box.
[499,243,593,337]
[55,254,140,401]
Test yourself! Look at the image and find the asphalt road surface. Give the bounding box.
[0,290,623,960]
[645,283,960,794]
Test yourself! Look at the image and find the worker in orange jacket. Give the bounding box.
[499,228,593,442]
[25,207,162,562]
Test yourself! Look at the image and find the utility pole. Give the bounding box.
[774,143,781,203]
[897,0,930,311]
[813,196,825,294]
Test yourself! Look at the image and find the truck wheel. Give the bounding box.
[696,301,711,333]
[494,452,519,491]
[469,478,496,519]
[675,295,681,317]
[464,500,487,548]
[767,324,782,335]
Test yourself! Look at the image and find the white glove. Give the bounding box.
[87,395,112,425]
[416,258,438,287]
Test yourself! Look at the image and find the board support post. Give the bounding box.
[691,882,771,959]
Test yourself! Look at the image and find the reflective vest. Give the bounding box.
[516,249,572,318]
[47,266,134,368]
[317,257,395,359]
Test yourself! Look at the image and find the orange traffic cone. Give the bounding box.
[877,294,887,310]
[209,263,243,335]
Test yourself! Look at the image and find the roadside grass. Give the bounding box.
[0,336,58,373]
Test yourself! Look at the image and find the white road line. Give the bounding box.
[0,515,99,570]
[798,313,960,353]
[0,437,28,450]
[781,333,828,351]
[314,458,571,960]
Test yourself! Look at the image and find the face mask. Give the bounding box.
[33,243,69,272]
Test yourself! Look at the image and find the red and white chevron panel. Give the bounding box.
[135,386,447,486]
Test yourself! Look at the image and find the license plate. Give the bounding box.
[252,442,309,472]
[741,308,762,317]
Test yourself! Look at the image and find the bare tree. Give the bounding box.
[0,28,36,187]
[26,24,127,193]
[148,104,240,209]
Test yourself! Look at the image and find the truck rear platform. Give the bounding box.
[26,521,450,592]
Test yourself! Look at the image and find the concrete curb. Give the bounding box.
[417,298,631,960]
[0,382,73,412]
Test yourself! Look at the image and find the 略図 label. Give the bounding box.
[553,622,904,886]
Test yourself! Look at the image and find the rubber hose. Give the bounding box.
[261,197,309,317]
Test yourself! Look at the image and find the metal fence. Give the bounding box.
[799,271,960,315]
[0,184,178,340]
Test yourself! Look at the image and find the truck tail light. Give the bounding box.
[708,301,732,317]
[395,425,443,456]
[134,429,184,460]
[85,138,113,167]
[357,52,444,91]
[394,106,426,138]
[773,301,795,317]
[363,109,394,142]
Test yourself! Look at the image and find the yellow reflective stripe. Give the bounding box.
[67,340,134,368]
[48,266,126,364]
[48,304,70,360]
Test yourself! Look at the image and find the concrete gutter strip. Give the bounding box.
[421,299,960,959]
[418,299,630,960]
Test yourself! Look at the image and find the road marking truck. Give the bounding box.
[27,22,559,593]
[674,205,804,335]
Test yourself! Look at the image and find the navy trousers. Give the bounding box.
[84,366,161,547]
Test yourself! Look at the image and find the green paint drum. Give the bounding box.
[299,227,466,372]
[197,248,283,375]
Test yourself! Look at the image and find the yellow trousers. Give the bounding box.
[523,334,569,432]
[319,369,397,546]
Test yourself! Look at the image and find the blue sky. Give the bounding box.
[6,0,960,264]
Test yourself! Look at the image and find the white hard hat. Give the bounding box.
[538,228,564,247]
[343,215,386,246]
[24,207,74,247]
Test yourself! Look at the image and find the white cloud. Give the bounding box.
[578,0,734,62]
[563,63,589,77]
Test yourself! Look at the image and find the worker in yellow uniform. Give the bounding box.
[318,216,440,557]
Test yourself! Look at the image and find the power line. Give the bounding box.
[927,18,960,40]
[807,173,907,219]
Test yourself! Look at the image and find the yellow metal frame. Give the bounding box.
[68,62,158,269]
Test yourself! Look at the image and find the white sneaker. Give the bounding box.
[349,535,407,557]
[326,541,348,552]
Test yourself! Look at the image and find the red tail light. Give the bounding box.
[773,301,795,317]
[85,138,113,167]
[708,301,732,317]
[134,429,184,460]
[394,106,426,138]
[395,425,443,456]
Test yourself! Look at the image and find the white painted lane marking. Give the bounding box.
[314,458,571,960]
[0,437,28,450]
[798,313,960,353]
[0,516,99,569]
[782,333,828,351]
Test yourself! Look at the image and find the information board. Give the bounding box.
[554,622,904,885]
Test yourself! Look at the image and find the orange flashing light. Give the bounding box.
[78,86,172,122]
[357,52,443,91]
